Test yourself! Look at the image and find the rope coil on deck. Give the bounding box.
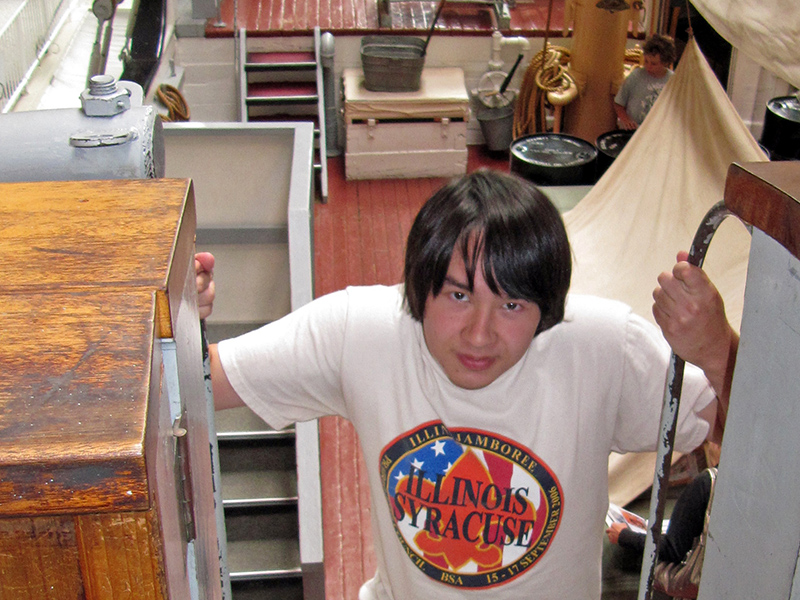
[513,44,576,137]
[156,84,190,122]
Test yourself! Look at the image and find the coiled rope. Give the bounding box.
[513,44,575,137]
[512,0,577,137]
[156,84,190,122]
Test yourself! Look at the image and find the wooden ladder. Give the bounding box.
[237,27,329,202]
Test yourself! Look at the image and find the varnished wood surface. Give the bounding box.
[77,510,164,600]
[0,516,84,598]
[0,179,191,294]
[0,178,194,516]
[724,162,800,259]
[0,510,166,600]
[0,290,156,516]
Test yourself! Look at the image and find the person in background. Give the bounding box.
[194,169,737,600]
[606,468,715,563]
[614,34,677,130]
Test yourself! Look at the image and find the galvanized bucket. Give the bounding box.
[477,104,515,153]
[360,0,445,93]
[360,36,427,92]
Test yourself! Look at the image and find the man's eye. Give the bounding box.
[451,291,467,301]
[504,302,520,311]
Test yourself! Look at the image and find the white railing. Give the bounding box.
[0,0,68,112]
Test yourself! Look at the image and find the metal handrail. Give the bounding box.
[1,0,68,112]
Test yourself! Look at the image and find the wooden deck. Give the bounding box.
[207,0,566,37]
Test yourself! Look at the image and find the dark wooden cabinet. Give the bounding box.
[0,179,221,600]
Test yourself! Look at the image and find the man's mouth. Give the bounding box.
[457,353,496,371]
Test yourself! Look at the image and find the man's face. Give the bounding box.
[643,53,668,78]
[422,248,542,390]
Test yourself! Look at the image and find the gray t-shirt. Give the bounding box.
[615,67,673,125]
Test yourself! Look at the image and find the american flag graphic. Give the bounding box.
[380,421,562,588]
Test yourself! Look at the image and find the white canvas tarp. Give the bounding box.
[562,38,768,505]
[691,0,800,89]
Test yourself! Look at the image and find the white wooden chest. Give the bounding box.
[343,67,470,180]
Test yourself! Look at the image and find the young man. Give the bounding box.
[202,170,736,599]
[614,34,677,130]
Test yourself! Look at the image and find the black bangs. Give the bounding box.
[404,169,572,334]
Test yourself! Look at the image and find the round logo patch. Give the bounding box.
[380,421,563,588]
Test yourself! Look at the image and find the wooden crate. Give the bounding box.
[343,67,470,180]
[0,179,221,600]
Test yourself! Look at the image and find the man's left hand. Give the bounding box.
[195,252,215,320]
[653,251,737,398]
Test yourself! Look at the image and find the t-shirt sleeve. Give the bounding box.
[614,71,632,106]
[611,310,715,454]
[618,527,646,553]
[217,289,351,430]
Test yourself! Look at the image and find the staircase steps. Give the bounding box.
[238,28,328,201]
[246,51,316,71]
[246,82,318,104]
[215,404,304,600]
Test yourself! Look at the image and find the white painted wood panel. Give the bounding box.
[700,228,800,599]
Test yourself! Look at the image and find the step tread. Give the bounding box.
[214,406,294,436]
[221,469,298,503]
[227,538,301,577]
[246,51,316,69]
[247,81,318,101]
[217,429,295,441]
[246,113,320,129]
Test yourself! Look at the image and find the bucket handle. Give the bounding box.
[422,0,446,55]
[499,54,525,95]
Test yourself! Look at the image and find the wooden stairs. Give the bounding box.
[212,392,305,599]
[237,27,330,202]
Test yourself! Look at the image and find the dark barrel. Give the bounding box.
[760,96,800,161]
[510,133,598,186]
[595,129,634,177]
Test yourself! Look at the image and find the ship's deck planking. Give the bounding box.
[206,0,566,36]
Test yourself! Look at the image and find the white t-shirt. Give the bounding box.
[614,66,673,125]
[218,285,714,599]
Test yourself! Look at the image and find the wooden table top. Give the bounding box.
[0,178,194,517]
[1,179,192,292]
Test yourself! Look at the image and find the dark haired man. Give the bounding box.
[614,34,678,130]
[203,169,736,599]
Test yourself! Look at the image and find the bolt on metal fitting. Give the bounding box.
[81,75,132,117]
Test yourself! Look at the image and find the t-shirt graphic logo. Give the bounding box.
[380,422,563,588]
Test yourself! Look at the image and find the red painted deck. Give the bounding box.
[207,0,566,37]
[315,149,509,292]
[313,150,508,598]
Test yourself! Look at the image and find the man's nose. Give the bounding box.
[463,306,495,347]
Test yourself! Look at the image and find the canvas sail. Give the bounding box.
[691,0,800,89]
[562,38,767,505]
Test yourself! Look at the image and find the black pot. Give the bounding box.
[510,133,598,186]
[595,129,634,177]
[760,96,800,161]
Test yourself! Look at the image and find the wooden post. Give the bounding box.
[563,0,637,143]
